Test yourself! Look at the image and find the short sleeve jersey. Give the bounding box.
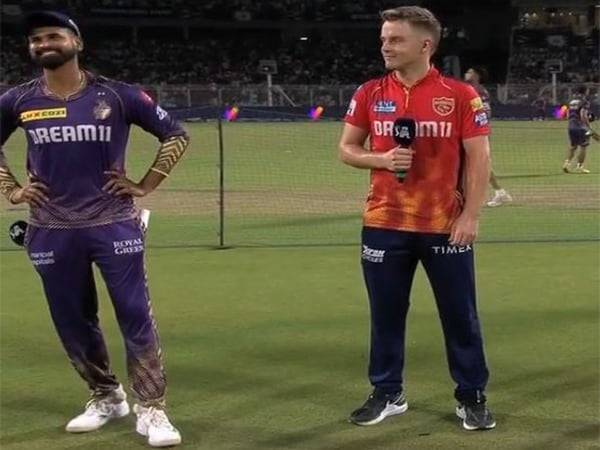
[568,97,589,131]
[0,72,186,228]
[469,82,492,119]
[344,67,490,234]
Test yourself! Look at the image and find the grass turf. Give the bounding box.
[0,242,598,449]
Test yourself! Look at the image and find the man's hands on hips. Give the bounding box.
[380,147,414,172]
[9,182,49,207]
[102,171,151,197]
[449,212,479,246]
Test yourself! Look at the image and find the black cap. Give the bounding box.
[24,11,81,38]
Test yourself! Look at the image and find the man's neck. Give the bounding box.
[43,60,84,99]
[394,61,431,88]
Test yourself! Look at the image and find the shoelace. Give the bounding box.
[84,397,113,416]
[146,407,174,430]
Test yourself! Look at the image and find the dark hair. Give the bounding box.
[380,6,442,52]
[471,66,489,83]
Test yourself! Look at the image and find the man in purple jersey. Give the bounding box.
[0,11,189,447]
[563,86,593,174]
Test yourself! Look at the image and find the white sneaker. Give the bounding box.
[486,189,513,207]
[66,385,130,433]
[134,404,182,447]
[573,165,590,174]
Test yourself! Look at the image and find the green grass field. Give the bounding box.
[1,120,599,449]
[0,244,598,450]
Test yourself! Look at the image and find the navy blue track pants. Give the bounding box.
[361,226,489,403]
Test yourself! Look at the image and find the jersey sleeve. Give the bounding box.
[0,88,22,201]
[459,84,490,140]
[344,84,370,130]
[121,86,187,142]
[0,89,19,149]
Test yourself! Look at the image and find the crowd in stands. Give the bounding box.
[7,0,394,21]
[0,31,384,86]
[508,28,599,84]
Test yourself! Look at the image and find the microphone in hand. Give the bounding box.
[392,118,416,182]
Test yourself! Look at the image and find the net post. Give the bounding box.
[217,116,225,248]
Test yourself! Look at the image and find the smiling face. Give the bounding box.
[380,20,434,72]
[28,26,81,70]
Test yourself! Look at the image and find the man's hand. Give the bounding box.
[449,212,479,246]
[590,130,600,142]
[102,171,150,197]
[10,182,49,207]
[380,147,414,172]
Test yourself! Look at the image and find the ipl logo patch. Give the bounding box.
[93,100,112,120]
[432,97,455,116]
[373,100,396,114]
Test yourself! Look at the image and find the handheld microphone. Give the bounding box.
[392,118,416,182]
[8,220,27,247]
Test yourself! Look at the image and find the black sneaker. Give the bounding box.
[456,402,496,430]
[349,389,408,426]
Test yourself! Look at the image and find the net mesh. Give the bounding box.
[1,116,598,250]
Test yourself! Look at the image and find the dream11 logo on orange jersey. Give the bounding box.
[372,120,453,138]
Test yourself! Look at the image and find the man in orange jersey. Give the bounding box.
[339,6,495,431]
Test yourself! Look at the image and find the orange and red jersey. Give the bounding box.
[344,67,490,234]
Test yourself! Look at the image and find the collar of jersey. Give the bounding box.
[38,70,95,101]
[391,65,439,90]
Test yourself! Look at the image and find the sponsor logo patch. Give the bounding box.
[361,245,385,263]
[373,100,396,113]
[20,108,67,123]
[475,112,489,127]
[432,97,455,116]
[432,245,472,255]
[113,238,144,255]
[30,250,55,266]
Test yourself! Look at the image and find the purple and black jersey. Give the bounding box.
[0,72,187,228]
[568,97,589,131]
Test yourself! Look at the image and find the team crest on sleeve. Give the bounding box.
[470,97,484,111]
[93,100,112,120]
[432,97,455,116]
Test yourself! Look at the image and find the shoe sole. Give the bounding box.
[455,406,496,431]
[66,402,130,433]
[148,436,183,447]
[137,425,182,447]
[350,402,408,426]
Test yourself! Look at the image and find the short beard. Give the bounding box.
[32,47,78,70]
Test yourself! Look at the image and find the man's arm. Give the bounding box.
[338,123,412,172]
[0,90,49,206]
[103,134,189,197]
[581,107,591,128]
[449,135,490,246]
[103,87,189,197]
